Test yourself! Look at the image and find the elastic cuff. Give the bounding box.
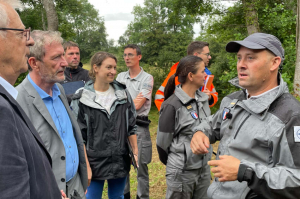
[237,164,248,182]
[238,164,254,183]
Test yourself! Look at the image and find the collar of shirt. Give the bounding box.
[246,86,279,100]
[124,66,144,81]
[0,76,18,99]
[204,67,212,75]
[27,74,60,100]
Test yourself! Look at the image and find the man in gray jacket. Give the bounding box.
[191,33,300,199]
[16,30,90,199]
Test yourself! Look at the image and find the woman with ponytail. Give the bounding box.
[156,55,211,199]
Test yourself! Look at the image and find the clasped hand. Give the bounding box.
[191,131,240,182]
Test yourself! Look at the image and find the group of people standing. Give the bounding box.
[1,0,300,199]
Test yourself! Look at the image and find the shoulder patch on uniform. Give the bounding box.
[294,126,300,142]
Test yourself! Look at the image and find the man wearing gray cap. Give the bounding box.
[190,33,300,199]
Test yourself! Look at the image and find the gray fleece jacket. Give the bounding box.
[194,75,300,199]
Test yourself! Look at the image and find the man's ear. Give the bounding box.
[28,57,38,70]
[270,56,281,72]
[138,54,142,61]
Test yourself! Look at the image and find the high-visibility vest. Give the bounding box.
[154,62,218,111]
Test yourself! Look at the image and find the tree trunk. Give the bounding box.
[242,0,260,35]
[41,0,58,31]
[293,0,300,96]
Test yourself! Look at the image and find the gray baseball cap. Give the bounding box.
[226,33,285,65]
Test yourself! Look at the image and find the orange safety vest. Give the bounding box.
[154,62,218,111]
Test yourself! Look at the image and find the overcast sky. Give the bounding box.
[87,0,234,44]
[87,0,143,43]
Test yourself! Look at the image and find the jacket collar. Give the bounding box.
[174,85,208,105]
[231,74,289,119]
[80,80,128,107]
[65,62,83,74]
[124,67,145,81]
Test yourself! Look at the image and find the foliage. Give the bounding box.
[20,0,108,63]
[197,0,297,104]
[118,0,195,67]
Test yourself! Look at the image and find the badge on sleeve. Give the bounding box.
[222,108,231,121]
[191,111,198,119]
[294,126,300,142]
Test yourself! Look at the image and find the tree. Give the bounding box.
[195,0,296,110]
[41,0,58,31]
[293,0,300,96]
[242,0,260,34]
[119,0,195,66]
[20,0,108,62]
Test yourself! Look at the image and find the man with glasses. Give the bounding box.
[117,44,153,199]
[0,0,63,198]
[154,41,218,111]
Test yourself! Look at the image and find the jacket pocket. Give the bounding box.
[166,182,183,198]
[141,140,152,164]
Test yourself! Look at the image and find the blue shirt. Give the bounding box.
[0,76,18,99]
[200,67,212,91]
[28,75,79,182]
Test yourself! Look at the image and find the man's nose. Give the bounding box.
[27,36,35,46]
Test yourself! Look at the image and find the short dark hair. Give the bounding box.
[63,41,80,52]
[124,44,141,55]
[187,41,209,55]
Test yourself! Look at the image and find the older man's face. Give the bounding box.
[37,42,68,84]
[0,3,34,77]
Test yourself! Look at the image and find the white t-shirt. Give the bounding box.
[95,84,116,114]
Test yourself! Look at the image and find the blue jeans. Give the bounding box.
[86,177,127,199]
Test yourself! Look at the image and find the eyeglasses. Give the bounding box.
[123,53,135,58]
[0,27,31,41]
[198,52,211,58]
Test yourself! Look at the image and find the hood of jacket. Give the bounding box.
[79,80,128,110]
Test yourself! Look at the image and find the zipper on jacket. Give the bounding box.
[233,114,251,139]
[84,113,90,151]
[89,115,95,149]
[182,143,187,172]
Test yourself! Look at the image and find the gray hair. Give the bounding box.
[0,0,24,37]
[30,30,63,61]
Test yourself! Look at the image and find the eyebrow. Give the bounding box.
[237,52,256,56]
[50,53,64,59]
